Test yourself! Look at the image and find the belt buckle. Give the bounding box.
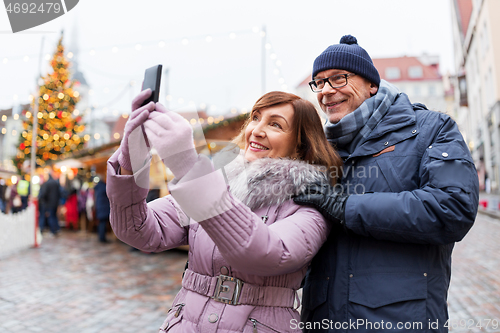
[212,275,243,305]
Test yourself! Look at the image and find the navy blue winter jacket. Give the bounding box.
[94,180,110,221]
[301,93,479,332]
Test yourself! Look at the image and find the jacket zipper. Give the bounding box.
[249,318,280,332]
[261,206,272,222]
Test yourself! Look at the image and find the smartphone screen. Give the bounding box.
[141,64,162,107]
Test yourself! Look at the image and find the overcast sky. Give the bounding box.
[1,0,455,116]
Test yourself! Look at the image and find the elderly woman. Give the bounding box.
[106,90,342,332]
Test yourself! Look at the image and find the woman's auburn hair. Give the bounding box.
[233,91,343,184]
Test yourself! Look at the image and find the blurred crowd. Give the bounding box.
[0,176,30,214]
[0,167,111,244]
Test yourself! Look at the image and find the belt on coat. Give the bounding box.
[182,269,296,308]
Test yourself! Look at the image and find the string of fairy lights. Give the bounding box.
[1,26,290,140]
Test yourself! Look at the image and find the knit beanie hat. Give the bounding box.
[312,35,380,86]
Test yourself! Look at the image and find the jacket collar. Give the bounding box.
[337,93,417,160]
[224,154,328,210]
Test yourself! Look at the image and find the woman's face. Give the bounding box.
[244,103,297,162]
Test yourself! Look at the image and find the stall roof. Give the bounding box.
[0,168,17,179]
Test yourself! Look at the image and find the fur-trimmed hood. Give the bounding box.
[223,154,328,210]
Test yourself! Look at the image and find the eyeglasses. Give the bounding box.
[309,73,356,93]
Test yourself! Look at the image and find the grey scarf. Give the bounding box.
[324,79,400,154]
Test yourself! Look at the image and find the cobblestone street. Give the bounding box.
[0,211,499,332]
[448,212,500,332]
[0,231,188,332]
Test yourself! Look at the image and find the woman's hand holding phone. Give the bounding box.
[142,103,198,180]
[118,88,156,175]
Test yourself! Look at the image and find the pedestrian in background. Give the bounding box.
[94,174,110,243]
[77,182,89,231]
[293,35,480,332]
[85,183,95,226]
[16,175,30,211]
[9,183,22,214]
[38,169,61,236]
[64,182,79,230]
[0,179,7,214]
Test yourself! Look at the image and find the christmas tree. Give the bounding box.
[13,33,85,172]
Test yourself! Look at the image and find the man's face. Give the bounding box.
[315,69,378,124]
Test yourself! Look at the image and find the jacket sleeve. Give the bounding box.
[345,115,479,245]
[168,155,330,276]
[106,149,188,252]
[38,183,46,201]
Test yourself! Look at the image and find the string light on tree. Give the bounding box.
[12,33,85,172]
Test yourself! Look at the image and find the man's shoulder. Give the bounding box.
[395,95,453,123]
[47,179,58,186]
[47,179,60,190]
[413,106,455,129]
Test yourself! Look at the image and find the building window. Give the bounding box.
[487,68,494,107]
[385,67,400,80]
[458,74,468,107]
[428,84,436,96]
[476,49,480,73]
[414,85,421,96]
[408,66,423,78]
[467,57,475,84]
[482,22,489,54]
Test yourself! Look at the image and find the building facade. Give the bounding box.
[451,0,500,192]
[372,55,447,113]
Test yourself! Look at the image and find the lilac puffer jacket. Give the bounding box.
[107,151,330,333]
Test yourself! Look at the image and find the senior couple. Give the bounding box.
[106,35,479,332]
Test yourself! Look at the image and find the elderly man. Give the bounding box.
[294,35,479,332]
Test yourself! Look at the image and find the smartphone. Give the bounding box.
[140,65,162,150]
[141,64,162,106]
